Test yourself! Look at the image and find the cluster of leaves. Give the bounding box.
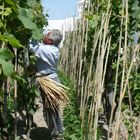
[0,0,47,137]
[58,71,84,140]
[0,0,47,76]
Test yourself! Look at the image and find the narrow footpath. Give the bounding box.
[17,103,51,140]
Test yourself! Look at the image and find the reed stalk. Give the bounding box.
[108,0,125,138]
[59,0,140,139]
[14,48,17,139]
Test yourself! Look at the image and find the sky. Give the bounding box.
[41,0,78,20]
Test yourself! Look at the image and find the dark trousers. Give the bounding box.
[40,89,64,137]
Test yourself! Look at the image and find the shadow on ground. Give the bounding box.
[30,127,51,140]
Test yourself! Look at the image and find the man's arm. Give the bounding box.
[28,39,51,63]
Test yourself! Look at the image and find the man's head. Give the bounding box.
[43,29,63,46]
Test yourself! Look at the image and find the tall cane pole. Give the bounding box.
[14,48,17,139]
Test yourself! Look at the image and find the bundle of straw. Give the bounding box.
[36,76,69,110]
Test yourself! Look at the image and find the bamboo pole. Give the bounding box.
[108,1,125,139]
[14,48,18,139]
[112,0,128,139]
[86,18,104,139]
[80,1,90,123]
[59,0,140,139]
[112,43,139,140]
[92,2,111,140]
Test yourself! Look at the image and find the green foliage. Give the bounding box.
[0,0,47,78]
[58,71,84,140]
[127,69,140,114]
[88,14,100,29]
[0,59,14,76]
[0,34,24,48]
[0,0,48,138]
[0,48,14,76]
[18,7,37,29]
[0,48,14,60]
[130,0,140,32]
[17,75,40,114]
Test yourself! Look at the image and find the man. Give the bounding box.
[29,29,68,140]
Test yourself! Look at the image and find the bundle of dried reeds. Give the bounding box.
[36,76,69,110]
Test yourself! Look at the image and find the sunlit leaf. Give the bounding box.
[0,34,5,41]
[18,7,36,29]
[18,16,36,29]
[3,8,12,16]
[5,34,24,48]
[5,0,15,5]
[0,34,24,48]
[26,9,34,19]
[89,15,99,29]
[0,59,14,76]
[27,0,37,7]
[32,27,43,40]
[0,20,3,28]
[35,89,40,97]
[0,7,12,16]
[0,48,14,60]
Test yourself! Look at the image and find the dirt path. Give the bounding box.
[17,105,51,140]
[29,106,51,140]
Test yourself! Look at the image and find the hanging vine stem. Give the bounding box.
[14,48,18,139]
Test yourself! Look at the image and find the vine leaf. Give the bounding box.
[18,7,37,29]
[4,34,24,48]
[5,0,15,5]
[0,20,3,28]
[88,14,99,29]
[0,7,12,16]
[0,59,14,76]
[132,1,140,19]
[0,34,23,48]
[0,48,14,76]
[0,48,14,60]
[27,0,37,7]
[32,27,43,40]
[11,72,27,84]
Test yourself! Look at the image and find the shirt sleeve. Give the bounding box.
[28,39,40,53]
[28,40,50,62]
